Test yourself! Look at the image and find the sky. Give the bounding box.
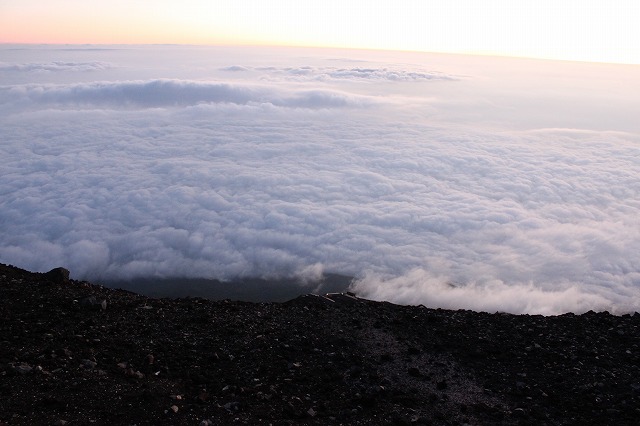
[1,45,639,315]
[1,0,639,64]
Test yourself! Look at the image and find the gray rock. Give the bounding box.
[513,408,526,417]
[224,401,240,411]
[79,296,107,310]
[79,296,97,307]
[13,364,33,374]
[80,359,97,369]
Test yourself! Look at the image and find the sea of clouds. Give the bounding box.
[1,45,639,314]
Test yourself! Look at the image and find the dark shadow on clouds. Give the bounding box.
[103,273,353,302]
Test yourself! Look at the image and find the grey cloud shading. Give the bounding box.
[1,46,639,315]
[0,61,113,72]
[254,66,457,82]
[1,79,374,110]
[220,65,250,72]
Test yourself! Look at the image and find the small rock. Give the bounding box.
[380,354,393,362]
[125,368,144,379]
[408,346,421,355]
[407,367,421,377]
[198,390,209,402]
[224,401,240,411]
[390,411,411,425]
[81,359,97,369]
[79,297,98,308]
[13,364,32,375]
[307,407,317,417]
[170,405,179,413]
[513,408,525,417]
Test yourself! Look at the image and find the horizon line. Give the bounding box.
[1,41,638,67]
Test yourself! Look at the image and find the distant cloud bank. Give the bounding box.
[0,61,114,73]
[222,65,457,82]
[1,79,375,110]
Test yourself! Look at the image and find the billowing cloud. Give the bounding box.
[0,61,113,73]
[255,66,457,82]
[219,64,457,83]
[0,79,375,110]
[1,45,639,315]
[220,65,250,72]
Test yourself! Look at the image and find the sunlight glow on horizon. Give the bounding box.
[1,0,639,65]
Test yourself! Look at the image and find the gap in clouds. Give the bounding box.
[1,45,639,315]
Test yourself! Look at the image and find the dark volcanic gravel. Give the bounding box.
[1,263,639,425]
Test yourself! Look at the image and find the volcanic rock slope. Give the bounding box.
[1,263,639,425]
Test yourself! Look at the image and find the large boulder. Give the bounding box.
[43,267,70,284]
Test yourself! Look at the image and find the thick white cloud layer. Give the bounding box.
[1,45,639,314]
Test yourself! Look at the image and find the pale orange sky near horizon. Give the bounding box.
[1,0,639,64]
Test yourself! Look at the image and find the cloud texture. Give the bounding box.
[0,61,113,73]
[227,65,456,82]
[1,79,375,110]
[1,45,639,314]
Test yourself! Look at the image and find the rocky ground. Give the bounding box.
[1,263,639,425]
